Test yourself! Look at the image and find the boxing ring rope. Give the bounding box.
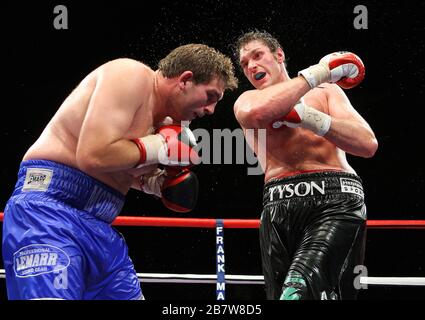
[1,270,425,286]
[1,212,425,229]
[1,213,425,298]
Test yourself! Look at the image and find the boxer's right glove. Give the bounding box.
[274,100,331,136]
[131,124,199,169]
[298,52,365,89]
[140,167,199,213]
[282,100,332,136]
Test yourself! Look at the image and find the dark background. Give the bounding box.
[1,0,425,301]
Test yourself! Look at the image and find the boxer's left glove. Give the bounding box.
[131,124,199,169]
[140,167,199,213]
[161,168,199,213]
[271,100,331,136]
[298,51,365,89]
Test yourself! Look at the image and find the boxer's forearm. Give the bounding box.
[324,118,378,158]
[77,139,140,173]
[252,77,310,118]
[235,77,310,128]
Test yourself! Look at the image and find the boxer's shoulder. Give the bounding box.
[97,58,154,82]
[104,57,149,68]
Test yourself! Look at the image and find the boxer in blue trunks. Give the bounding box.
[2,44,237,300]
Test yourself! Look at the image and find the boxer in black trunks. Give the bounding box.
[233,30,378,299]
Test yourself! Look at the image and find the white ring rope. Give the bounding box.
[0,269,424,286]
[360,277,425,286]
[137,273,264,284]
[0,269,262,284]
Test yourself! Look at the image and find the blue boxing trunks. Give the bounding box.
[2,160,143,300]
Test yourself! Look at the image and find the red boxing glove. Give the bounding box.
[299,51,365,89]
[132,124,199,168]
[161,168,199,213]
[139,168,199,213]
[158,125,199,167]
[273,101,332,136]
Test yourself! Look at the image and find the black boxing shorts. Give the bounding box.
[260,170,367,300]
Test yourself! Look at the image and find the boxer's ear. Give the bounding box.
[178,71,194,90]
[276,47,285,64]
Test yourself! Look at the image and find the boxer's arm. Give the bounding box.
[234,52,365,129]
[130,176,143,191]
[234,77,310,128]
[323,84,378,158]
[76,59,147,173]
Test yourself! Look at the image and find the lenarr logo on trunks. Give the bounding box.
[22,168,53,192]
[13,244,70,278]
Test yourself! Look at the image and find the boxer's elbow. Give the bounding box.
[236,105,269,129]
[76,147,104,173]
[362,137,378,158]
[235,94,272,128]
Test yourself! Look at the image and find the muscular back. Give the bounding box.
[24,59,157,193]
[24,69,97,165]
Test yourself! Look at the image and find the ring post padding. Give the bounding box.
[216,219,226,300]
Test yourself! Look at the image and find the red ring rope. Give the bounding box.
[0,212,424,229]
